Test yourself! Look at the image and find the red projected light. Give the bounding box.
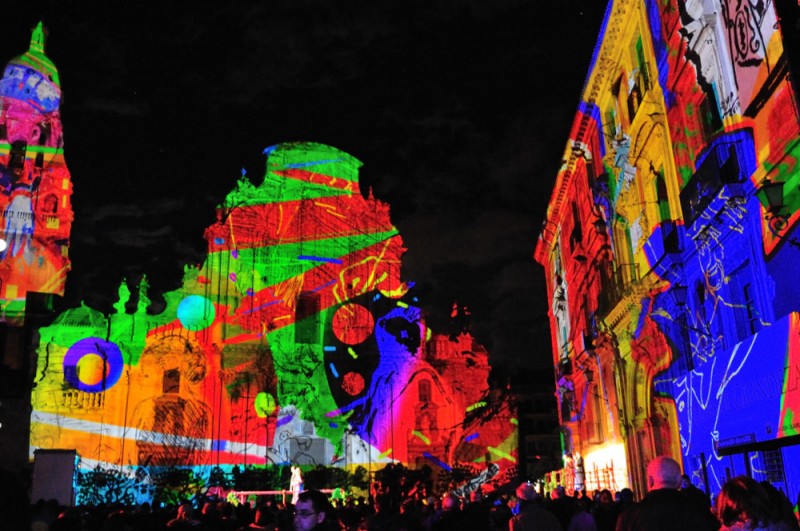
[332,303,375,345]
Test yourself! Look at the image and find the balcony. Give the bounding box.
[679,129,755,231]
[644,220,684,279]
[61,390,105,410]
[627,68,649,121]
[597,262,639,317]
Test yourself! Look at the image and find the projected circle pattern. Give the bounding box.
[177,295,215,330]
[332,303,374,345]
[76,354,108,386]
[254,392,277,418]
[63,338,124,393]
[342,372,365,396]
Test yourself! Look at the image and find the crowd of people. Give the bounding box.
[10,457,800,531]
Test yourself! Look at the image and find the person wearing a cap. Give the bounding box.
[510,482,563,531]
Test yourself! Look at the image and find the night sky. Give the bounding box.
[2,1,607,369]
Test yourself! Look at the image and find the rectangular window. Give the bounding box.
[761,449,786,484]
[581,387,604,444]
[295,292,320,344]
[728,265,757,342]
[635,37,651,92]
[418,380,431,402]
[569,202,583,252]
[605,107,618,151]
[656,169,671,222]
[163,369,180,394]
[743,283,758,334]
[9,141,26,174]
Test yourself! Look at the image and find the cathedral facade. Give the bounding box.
[27,138,516,501]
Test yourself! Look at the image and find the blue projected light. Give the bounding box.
[63,338,124,393]
[177,295,215,329]
[297,255,343,264]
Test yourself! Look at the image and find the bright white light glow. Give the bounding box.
[583,442,629,491]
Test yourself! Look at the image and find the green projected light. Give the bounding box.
[30,141,516,504]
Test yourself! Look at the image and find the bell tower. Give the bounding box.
[0,21,73,324]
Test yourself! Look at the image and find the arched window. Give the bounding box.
[42,193,58,214]
[656,169,670,222]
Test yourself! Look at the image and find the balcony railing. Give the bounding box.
[62,390,105,410]
[597,262,639,317]
[679,138,747,228]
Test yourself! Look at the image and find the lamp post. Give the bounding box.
[671,285,693,371]
[756,178,788,236]
[255,392,276,465]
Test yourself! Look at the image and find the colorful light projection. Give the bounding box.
[654,312,800,498]
[637,0,800,501]
[0,22,73,323]
[538,0,800,499]
[30,142,516,503]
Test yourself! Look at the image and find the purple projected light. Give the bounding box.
[63,338,124,393]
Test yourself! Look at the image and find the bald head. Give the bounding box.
[442,493,459,511]
[647,456,682,491]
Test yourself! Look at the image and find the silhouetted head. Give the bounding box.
[647,456,682,491]
[716,476,780,528]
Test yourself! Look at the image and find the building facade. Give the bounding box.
[0,23,520,505]
[535,0,800,502]
[28,141,517,504]
[0,22,74,473]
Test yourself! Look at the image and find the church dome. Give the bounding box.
[0,22,61,113]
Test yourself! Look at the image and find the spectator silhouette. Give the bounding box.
[510,483,562,531]
[294,489,335,531]
[431,493,467,531]
[238,503,275,531]
[759,482,800,531]
[367,493,395,531]
[592,489,617,531]
[681,475,712,509]
[715,476,798,531]
[166,502,203,529]
[546,486,575,530]
[615,456,718,531]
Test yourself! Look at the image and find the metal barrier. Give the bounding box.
[229,489,335,505]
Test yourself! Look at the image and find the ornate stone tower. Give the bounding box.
[0,22,73,324]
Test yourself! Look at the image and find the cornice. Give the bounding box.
[537,0,639,260]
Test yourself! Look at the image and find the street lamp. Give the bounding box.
[671,285,693,371]
[756,178,788,235]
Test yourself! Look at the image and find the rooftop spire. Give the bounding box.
[30,21,46,54]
